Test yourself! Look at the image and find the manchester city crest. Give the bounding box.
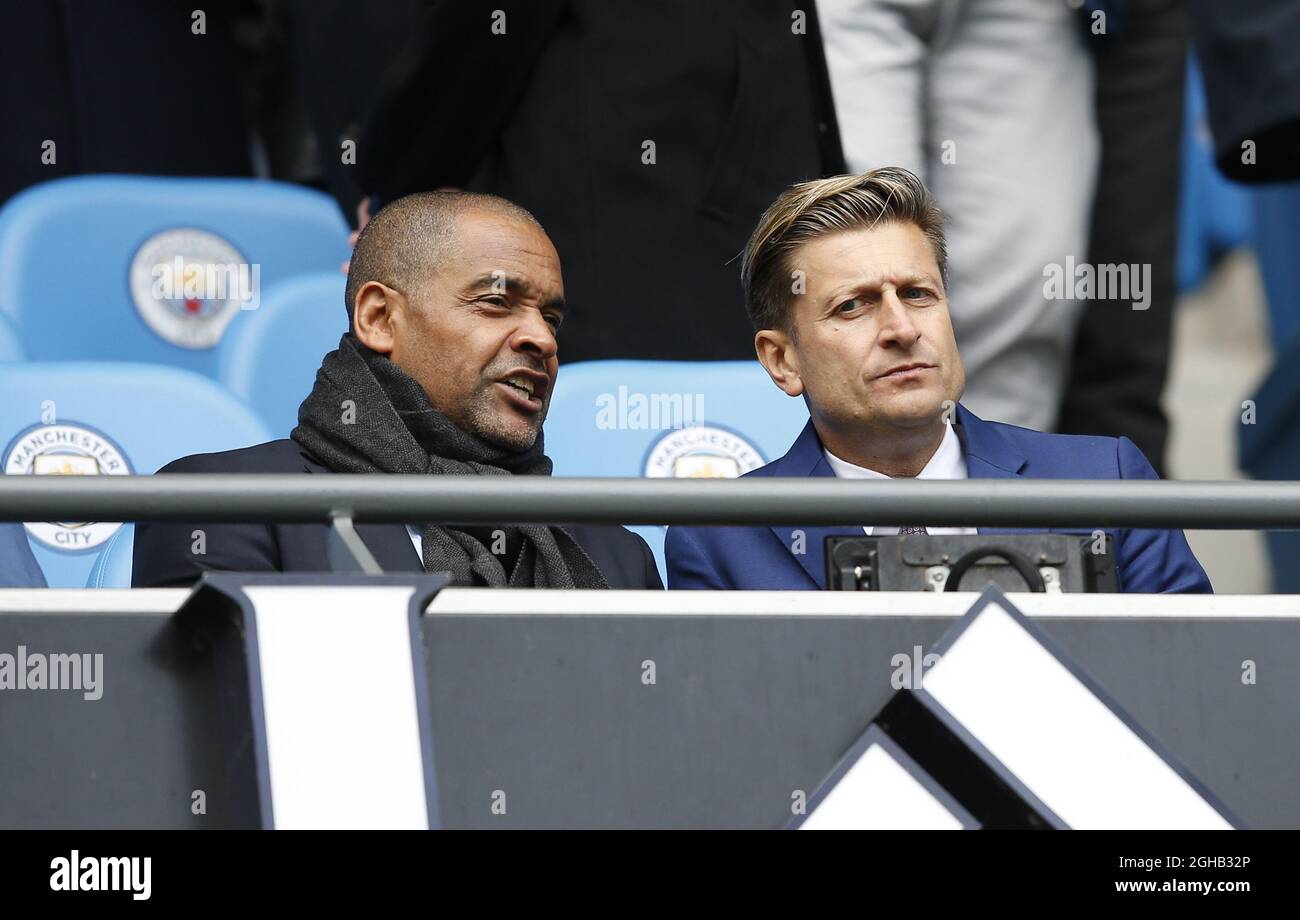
[642,424,765,479]
[3,422,133,552]
[128,228,257,349]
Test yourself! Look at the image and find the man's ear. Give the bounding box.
[755,327,804,397]
[352,281,405,356]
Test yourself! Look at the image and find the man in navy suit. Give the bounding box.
[133,191,661,590]
[666,167,1210,593]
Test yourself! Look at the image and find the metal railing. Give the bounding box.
[0,474,1297,529]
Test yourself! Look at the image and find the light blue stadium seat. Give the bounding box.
[0,363,272,588]
[86,524,134,590]
[0,312,22,362]
[545,360,810,581]
[0,175,349,378]
[217,272,349,436]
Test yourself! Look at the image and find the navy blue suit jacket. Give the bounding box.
[666,405,1212,593]
[0,523,46,588]
[131,439,663,590]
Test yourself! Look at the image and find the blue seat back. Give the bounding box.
[217,272,349,435]
[545,360,810,580]
[0,176,349,377]
[86,525,135,590]
[0,312,22,362]
[0,363,272,587]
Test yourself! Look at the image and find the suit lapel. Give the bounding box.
[766,421,871,588]
[766,409,1052,589]
[299,445,425,573]
[355,523,425,572]
[956,405,1047,536]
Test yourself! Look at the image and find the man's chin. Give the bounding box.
[878,395,948,429]
[463,398,544,452]
[477,421,541,453]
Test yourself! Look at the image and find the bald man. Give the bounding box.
[132,191,662,589]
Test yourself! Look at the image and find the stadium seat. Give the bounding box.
[0,311,22,362]
[544,360,810,580]
[85,525,133,590]
[0,363,272,588]
[217,272,349,436]
[0,175,350,378]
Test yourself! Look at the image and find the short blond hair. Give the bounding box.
[740,167,948,332]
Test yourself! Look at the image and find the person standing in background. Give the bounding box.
[0,0,251,205]
[818,0,1099,432]
[356,0,844,364]
[1058,0,1188,476]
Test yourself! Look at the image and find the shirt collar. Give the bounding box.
[822,422,967,480]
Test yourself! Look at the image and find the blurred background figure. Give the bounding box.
[819,0,1099,433]
[1190,0,1300,183]
[1058,0,1188,475]
[1188,0,1300,591]
[356,0,845,362]
[0,0,418,214]
[234,0,422,217]
[1,0,252,204]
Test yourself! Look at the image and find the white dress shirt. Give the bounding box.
[823,423,978,536]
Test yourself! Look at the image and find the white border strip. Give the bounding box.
[1,588,1296,620]
[426,589,1300,619]
[245,585,430,830]
[0,588,189,613]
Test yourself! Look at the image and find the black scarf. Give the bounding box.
[291,333,608,589]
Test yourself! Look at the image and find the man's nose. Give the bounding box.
[878,289,921,348]
[510,308,558,361]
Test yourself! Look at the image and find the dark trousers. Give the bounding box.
[1057,0,1189,477]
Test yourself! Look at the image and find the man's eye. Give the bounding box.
[837,299,860,314]
[482,296,509,308]
[546,314,563,330]
[904,288,930,300]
